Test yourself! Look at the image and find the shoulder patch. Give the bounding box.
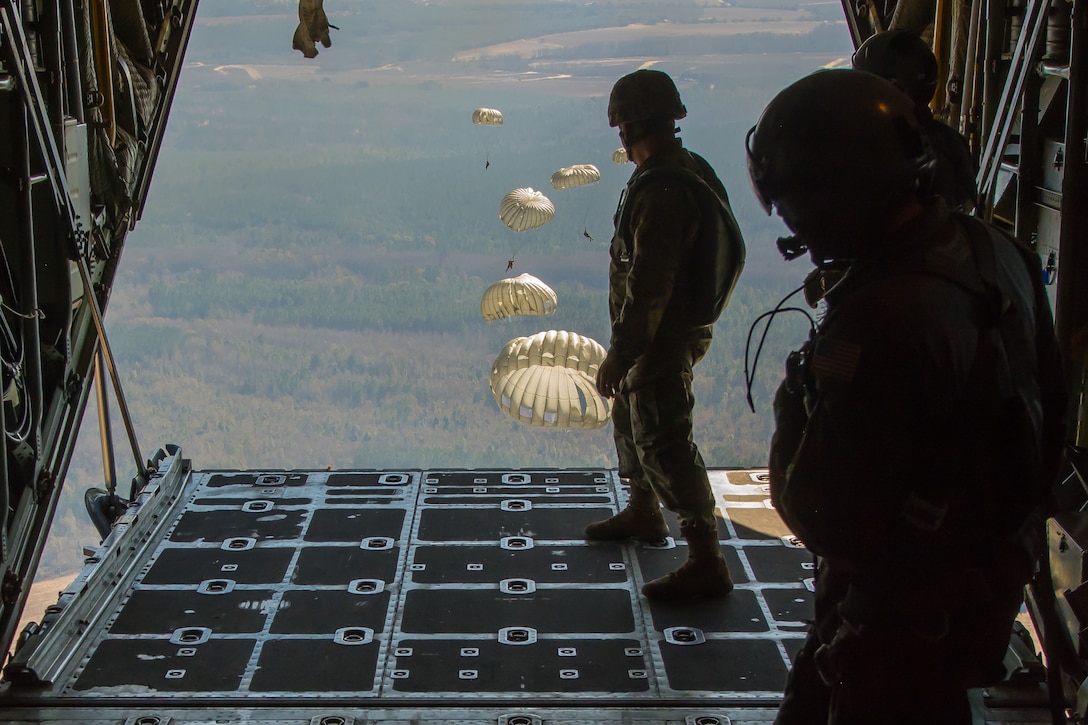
[811,338,861,381]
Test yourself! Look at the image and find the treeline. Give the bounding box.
[110,271,810,464]
[144,272,609,338]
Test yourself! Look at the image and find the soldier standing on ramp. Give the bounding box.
[587,69,746,601]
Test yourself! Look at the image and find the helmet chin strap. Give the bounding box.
[619,123,680,158]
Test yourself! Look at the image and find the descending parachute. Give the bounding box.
[551,164,601,241]
[550,164,601,190]
[499,188,555,232]
[481,274,558,321]
[293,0,338,59]
[472,108,503,168]
[490,330,612,428]
[612,147,629,165]
[472,108,504,126]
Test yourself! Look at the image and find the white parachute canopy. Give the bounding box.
[490,330,612,428]
[499,187,555,232]
[612,147,629,165]
[472,107,504,126]
[550,164,601,190]
[481,273,558,321]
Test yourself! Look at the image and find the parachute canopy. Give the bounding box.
[472,108,504,126]
[499,188,555,232]
[490,330,612,428]
[612,147,629,164]
[481,274,558,321]
[550,164,601,190]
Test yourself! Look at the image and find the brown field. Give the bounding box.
[182,8,835,93]
[451,17,823,62]
[17,573,79,638]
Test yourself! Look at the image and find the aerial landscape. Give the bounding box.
[34,0,852,581]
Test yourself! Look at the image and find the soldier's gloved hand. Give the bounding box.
[596,350,630,398]
[773,377,807,432]
[773,350,810,438]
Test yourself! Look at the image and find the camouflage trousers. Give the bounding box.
[611,369,716,530]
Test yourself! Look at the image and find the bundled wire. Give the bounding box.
[0,235,34,443]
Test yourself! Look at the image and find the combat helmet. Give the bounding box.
[746,69,935,261]
[608,69,687,128]
[852,29,939,107]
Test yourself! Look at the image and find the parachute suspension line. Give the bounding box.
[549,165,600,244]
[506,241,523,271]
[580,206,594,242]
[471,108,503,171]
[743,284,815,413]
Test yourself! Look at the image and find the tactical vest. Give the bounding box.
[795,214,1055,560]
[923,216,1053,545]
[612,164,746,329]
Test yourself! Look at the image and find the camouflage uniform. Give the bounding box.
[608,141,730,531]
[770,203,1066,723]
[293,0,333,59]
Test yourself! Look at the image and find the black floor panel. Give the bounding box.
[390,638,650,693]
[411,544,629,584]
[292,546,401,585]
[250,639,381,692]
[61,468,811,702]
[142,547,295,585]
[659,638,790,691]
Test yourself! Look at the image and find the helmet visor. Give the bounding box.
[745,125,774,215]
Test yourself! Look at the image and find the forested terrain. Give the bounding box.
[35,0,851,580]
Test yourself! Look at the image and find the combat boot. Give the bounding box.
[641,521,733,600]
[584,484,668,543]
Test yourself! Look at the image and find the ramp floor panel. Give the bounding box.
[0,466,1056,722]
[53,468,808,703]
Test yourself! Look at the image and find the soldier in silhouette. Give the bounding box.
[587,70,745,601]
[749,69,1065,724]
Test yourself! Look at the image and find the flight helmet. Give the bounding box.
[852,29,939,107]
[746,69,936,262]
[608,70,687,127]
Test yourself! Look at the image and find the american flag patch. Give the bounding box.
[811,338,862,381]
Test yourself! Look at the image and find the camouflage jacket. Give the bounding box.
[608,143,739,386]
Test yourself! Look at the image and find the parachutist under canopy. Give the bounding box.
[583,229,594,242]
[506,258,515,272]
[480,273,557,321]
[499,188,555,232]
